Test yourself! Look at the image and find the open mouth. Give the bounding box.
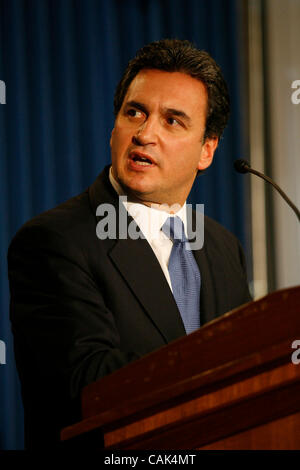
[130,153,155,166]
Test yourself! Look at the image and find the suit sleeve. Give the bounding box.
[237,238,252,304]
[8,223,141,402]
[222,230,252,307]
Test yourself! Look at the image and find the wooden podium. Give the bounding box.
[61,286,300,449]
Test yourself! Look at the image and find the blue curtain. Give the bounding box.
[0,0,251,450]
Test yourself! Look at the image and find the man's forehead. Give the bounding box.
[123,69,208,112]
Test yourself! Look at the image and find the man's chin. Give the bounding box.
[115,173,180,206]
[118,175,156,199]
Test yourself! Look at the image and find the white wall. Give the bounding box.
[265,0,300,288]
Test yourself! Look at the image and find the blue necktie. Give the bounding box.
[161,216,201,334]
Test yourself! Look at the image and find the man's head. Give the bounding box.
[110,39,230,207]
[114,39,230,141]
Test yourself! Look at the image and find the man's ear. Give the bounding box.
[110,128,115,148]
[197,137,218,171]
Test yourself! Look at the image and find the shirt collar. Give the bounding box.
[108,166,188,241]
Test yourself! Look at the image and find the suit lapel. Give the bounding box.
[109,235,186,343]
[89,167,186,344]
[193,247,217,325]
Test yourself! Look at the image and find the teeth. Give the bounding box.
[135,160,151,166]
[132,154,152,165]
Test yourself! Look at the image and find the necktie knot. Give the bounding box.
[161,216,187,244]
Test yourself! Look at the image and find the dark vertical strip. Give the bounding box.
[24,0,56,213]
[6,0,32,231]
[0,0,25,449]
[233,0,253,280]
[49,0,81,200]
[146,0,164,41]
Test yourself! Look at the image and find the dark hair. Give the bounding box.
[113,38,230,140]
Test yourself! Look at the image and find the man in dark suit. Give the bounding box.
[8,39,251,449]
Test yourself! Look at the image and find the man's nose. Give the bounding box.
[132,117,158,146]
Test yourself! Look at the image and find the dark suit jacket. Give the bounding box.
[8,166,251,448]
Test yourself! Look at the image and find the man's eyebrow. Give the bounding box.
[164,107,192,125]
[124,100,148,114]
[124,101,192,125]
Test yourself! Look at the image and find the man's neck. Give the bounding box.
[109,166,185,214]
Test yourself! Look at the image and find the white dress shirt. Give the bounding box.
[109,167,188,291]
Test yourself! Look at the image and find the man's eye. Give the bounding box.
[127,109,142,118]
[167,117,180,126]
